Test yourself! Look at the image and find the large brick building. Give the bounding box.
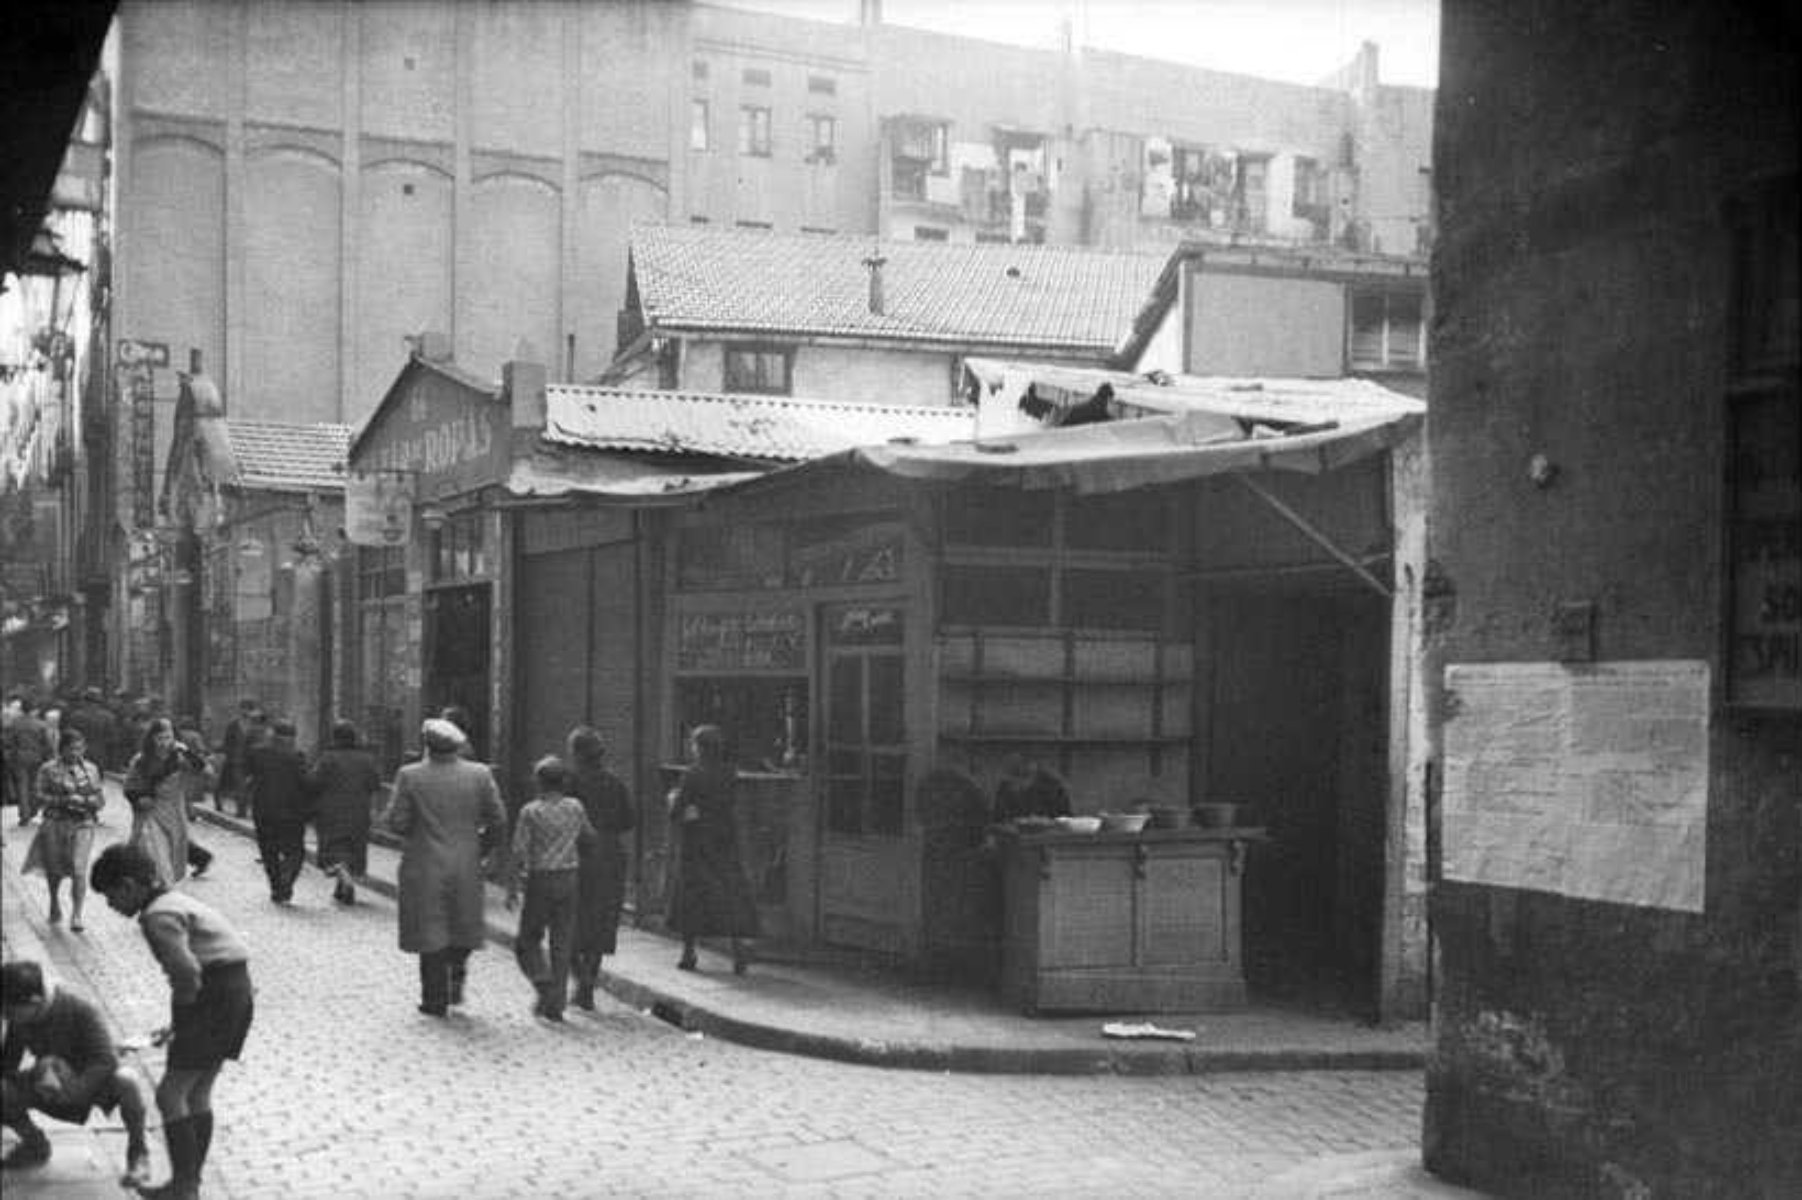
[110,0,1431,430]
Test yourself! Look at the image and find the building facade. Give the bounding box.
[1425,1,1798,1196]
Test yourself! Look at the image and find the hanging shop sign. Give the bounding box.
[129,370,156,528]
[344,469,414,547]
[117,339,170,370]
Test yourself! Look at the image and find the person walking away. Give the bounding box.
[435,703,506,1003]
[388,718,507,1016]
[0,960,154,1185]
[307,719,382,905]
[666,725,758,974]
[216,699,257,815]
[4,701,53,825]
[89,842,253,1200]
[22,729,105,930]
[505,756,596,1022]
[122,718,205,888]
[243,719,312,904]
[566,725,635,1010]
[173,716,216,880]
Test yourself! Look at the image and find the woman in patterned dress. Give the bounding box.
[22,729,106,929]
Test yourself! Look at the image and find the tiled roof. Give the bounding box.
[544,385,975,462]
[225,421,352,492]
[629,223,1166,351]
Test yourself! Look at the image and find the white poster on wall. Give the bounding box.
[1442,660,1710,912]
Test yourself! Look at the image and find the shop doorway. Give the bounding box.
[1204,584,1389,1017]
[424,583,492,762]
[815,602,910,955]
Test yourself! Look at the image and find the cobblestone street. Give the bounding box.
[3,796,1427,1199]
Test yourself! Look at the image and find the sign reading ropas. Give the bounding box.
[363,410,495,479]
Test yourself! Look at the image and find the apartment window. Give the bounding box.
[807,114,836,164]
[1349,291,1425,372]
[735,219,773,230]
[723,343,792,394]
[692,60,708,81]
[739,106,771,157]
[1293,156,1329,228]
[929,123,949,175]
[743,67,771,87]
[1237,155,1269,232]
[807,74,837,96]
[912,226,948,242]
[893,161,927,201]
[690,99,710,151]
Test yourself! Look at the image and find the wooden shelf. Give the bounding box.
[937,732,1191,745]
[939,673,1192,687]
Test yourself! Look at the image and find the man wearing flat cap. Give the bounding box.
[387,719,507,1016]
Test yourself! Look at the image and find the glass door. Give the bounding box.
[817,604,909,952]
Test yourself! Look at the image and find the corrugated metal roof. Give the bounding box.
[630,223,1166,351]
[225,421,352,492]
[544,384,975,462]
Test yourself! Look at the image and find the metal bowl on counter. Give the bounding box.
[1100,811,1151,833]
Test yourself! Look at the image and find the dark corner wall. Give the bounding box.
[1425,1,1799,1197]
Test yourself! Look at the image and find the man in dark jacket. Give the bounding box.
[243,718,313,903]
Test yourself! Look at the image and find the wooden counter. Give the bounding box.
[997,827,1263,1014]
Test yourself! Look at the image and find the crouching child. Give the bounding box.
[1,959,154,1186]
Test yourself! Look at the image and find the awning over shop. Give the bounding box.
[962,356,1424,434]
[832,360,1425,495]
[851,405,1416,495]
[503,444,763,505]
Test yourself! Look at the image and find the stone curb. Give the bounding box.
[190,807,1426,1077]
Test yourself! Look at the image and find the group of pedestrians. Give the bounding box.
[1,693,765,1196]
[391,716,640,1023]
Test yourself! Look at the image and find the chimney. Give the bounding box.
[862,253,888,315]
[412,330,453,362]
[859,0,882,27]
[504,338,547,431]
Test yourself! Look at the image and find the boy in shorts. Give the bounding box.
[0,959,153,1185]
[91,841,254,1200]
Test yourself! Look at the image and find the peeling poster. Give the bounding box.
[1442,661,1709,912]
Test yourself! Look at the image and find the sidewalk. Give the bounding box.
[190,805,1429,1077]
[1,798,1484,1200]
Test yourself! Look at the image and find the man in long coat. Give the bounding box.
[388,718,507,1016]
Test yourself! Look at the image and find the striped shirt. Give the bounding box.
[510,794,594,885]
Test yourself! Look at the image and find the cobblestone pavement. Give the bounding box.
[3,794,1431,1199]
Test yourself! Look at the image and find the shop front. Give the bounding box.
[638,364,1428,1016]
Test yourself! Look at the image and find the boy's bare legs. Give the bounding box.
[114,1065,152,1185]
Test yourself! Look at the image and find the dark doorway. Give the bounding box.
[1204,584,1389,1017]
[424,583,492,760]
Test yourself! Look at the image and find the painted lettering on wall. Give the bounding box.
[365,411,494,480]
